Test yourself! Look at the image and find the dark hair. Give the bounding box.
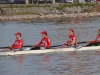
[45,33,47,36]
[16,34,21,37]
[70,29,74,34]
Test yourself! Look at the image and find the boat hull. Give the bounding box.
[0,46,100,56]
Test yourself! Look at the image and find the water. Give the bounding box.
[0,51,100,75]
[0,17,100,75]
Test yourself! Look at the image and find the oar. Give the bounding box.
[51,45,62,47]
[0,47,8,49]
[0,41,87,49]
[0,45,32,49]
[77,41,87,44]
[23,45,32,47]
[51,41,87,47]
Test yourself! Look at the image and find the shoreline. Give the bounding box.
[1,3,100,21]
[0,12,100,21]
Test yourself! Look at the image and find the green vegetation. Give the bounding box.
[0,4,51,8]
[82,9,92,13]
[72,3,96,7]
[56,4,66,10]
[1,3,100,16]
[54,3,97,10]
[0,3,98,9]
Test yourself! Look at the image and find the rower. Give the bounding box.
[63,29,77,47]
[86,29,100,46]
[2,32,24,52]
[31,30,52,50]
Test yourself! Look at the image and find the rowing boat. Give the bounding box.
[0,46,100,56]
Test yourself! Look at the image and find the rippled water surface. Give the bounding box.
[0,17,100,75]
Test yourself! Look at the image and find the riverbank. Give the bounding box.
[0,12,100,21]
[0,3,100,21]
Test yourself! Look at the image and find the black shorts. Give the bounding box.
[86,42,100,46]
[30,47,40,50]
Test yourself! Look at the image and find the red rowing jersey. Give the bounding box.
[96,35,100,41]
[11,39,24,49]
[36,36,51,49]
[67,35,77,44]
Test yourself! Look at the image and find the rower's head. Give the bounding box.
[15,32,21,39]
[41,30,47,37]
[69,29,74,35]
[98,29,100,35]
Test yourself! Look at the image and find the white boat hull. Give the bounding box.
[0,46,100,56]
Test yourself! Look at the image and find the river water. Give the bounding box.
[0,17,100,75]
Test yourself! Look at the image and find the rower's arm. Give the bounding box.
[70,39,76,45]
[46,39,51,49]
[89,37,98,43]
[18,41,23,49]
[11,40,24,49]
[70,36,77,45]
[11,41,15,48]
[95,36,100,42]
[36,40,42,47]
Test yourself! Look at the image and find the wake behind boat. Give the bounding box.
[0,46,100,56]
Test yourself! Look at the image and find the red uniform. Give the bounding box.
[36,36,51,49]
[96,0,100,2]
[96,35,100,41]
[67,35,77,44]
[11,39,24,49]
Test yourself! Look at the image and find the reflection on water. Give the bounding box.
[0,17,100,75]
[0,50,100,75]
